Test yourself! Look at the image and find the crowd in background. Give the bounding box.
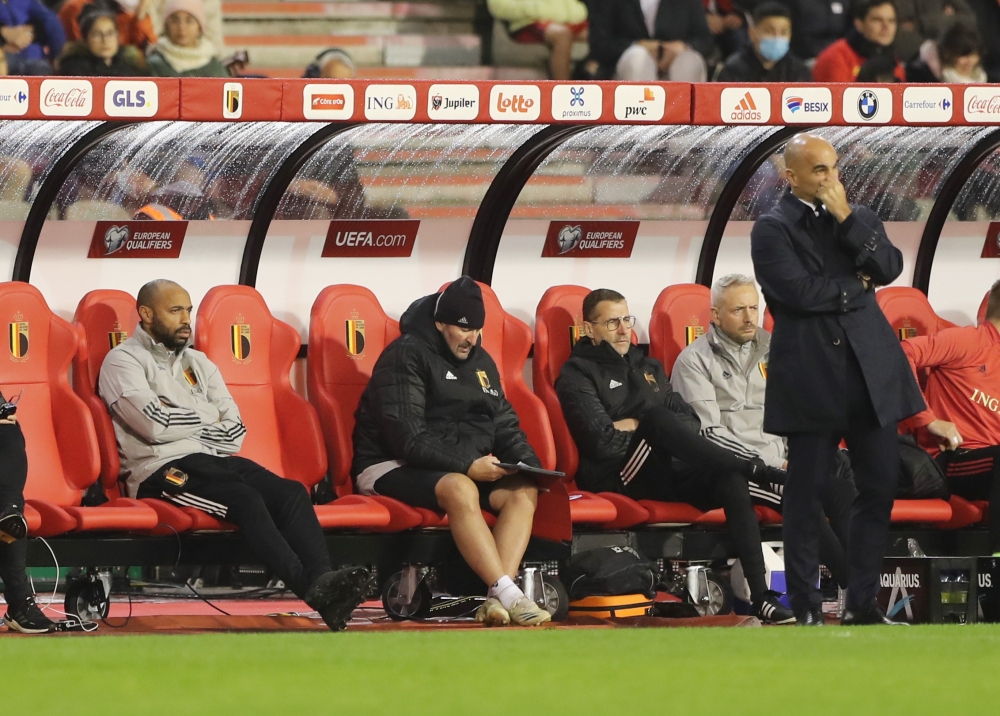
[490,0,997,83]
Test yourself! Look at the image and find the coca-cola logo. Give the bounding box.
[39,79,93,117]
[966,93,1000,116]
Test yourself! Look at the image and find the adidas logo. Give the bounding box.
[609,379,622,389]
[457,317,468,325]
[446,371,457,380]
[734,91,758,112]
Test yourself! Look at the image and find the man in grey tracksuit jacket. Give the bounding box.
[98,279,369,630]
[671,274,855,587]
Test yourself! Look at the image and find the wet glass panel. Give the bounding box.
[274,123,546,221]
[507,125,780,221]
[53,121,328,221]
[0,120,100,221]
[734,126,993,221]
[951,144,1000,221]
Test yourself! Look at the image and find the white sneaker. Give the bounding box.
[508,596,552,627]
[475,597,510,627]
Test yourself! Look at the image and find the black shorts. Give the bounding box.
[372,465,500,513]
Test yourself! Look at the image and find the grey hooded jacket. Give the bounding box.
[670,323,786,470]
[98,325,246,497]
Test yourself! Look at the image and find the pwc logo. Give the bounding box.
[364,85,417,121]
[303,84,354,120]
[781,87,831,123]
[489,85,541,121]
[721,87,771,124]
[0,79,28,117]
[105,81,159,117]
[40,79,93,117]
[614,85,665,121]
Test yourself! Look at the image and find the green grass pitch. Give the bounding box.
[3,626,997,715]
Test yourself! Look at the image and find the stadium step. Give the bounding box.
[227,33,481,69]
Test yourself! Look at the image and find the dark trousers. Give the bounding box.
[784,355,900,615]
[621,406,770,602]
[939,446,1000,552]
[0,424,30,605]
[138,454,332,599]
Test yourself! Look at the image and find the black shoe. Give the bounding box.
[0,505,26,544]
[841,603,906,626]
[796,606,825,626]
[304,566,371,631]
[754,591,796,625]
[4,596,55,634]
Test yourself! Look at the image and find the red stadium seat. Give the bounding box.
[440,281,572,542]
[0,282,158,536]
[534,285,720,529]
[72,290,196,535]
[940,495,983,530]
[648,284,711,376]
[876,287,956,340]
[762,307,773,333]
[307,285,422,531]
[195,285,390,531]
[890,499,952,523]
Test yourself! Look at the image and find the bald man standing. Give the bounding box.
[99,280,371,631]
[750,135,926,626]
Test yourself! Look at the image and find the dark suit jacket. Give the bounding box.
[750,190,925,435]
[589,0,714,75]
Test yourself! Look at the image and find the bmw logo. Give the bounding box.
[858,90,878,120]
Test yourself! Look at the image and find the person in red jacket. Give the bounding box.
[813,0,906,82]
[901,281,1000,554]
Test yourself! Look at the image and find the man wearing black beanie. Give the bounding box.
[352,277,551,627]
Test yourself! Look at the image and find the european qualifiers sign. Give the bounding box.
[541,221,640,258]
[322,220,420,258]
[88,221,187,259]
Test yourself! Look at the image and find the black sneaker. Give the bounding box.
[754,591,796,625]
[304,566,371,631]
[0,505,26,544]
[4,596,55,634]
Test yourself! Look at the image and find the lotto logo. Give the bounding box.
[489,85,541,121]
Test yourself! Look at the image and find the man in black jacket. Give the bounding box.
[717,2,812,81]
[588,0,712,80]
[750,133,928,626]
[556,288,795,624]
[353,277,550,628]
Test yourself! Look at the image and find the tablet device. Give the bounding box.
[495,463,566,478]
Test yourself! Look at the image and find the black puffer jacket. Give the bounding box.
[555,337,699,492]
[351,293,539,478]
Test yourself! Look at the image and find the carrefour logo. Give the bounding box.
[902,87,953,122]
[781,88,832,123]
[0,79,28,116]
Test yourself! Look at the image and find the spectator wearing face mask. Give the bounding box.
[59,0,156,51]
[716,1,811,81]
[59,2,148,76]
[906,20,987,82]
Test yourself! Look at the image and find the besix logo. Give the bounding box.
[302,84,354,120]
[0,79,28,117]
[364,85,417,120]
[105,81,159,117]
[613,85,664,121]
[781,88,832,123]
[552,84,602,121]
[720,87,771,124]
[40,79,92,117]
[489,85,541,121]
[427,84,479,121]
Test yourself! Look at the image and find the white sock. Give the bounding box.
[489,576,524,611]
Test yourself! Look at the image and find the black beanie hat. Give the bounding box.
[434,276,485,330]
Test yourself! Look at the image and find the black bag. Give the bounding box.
[562,546,657,599]
[897,434,950,500]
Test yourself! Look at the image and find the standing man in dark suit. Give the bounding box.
[588,0,713,81]
[750,134,929,626]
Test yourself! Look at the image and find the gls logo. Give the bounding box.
[364,85,417,120]
[489,85,541,121]
[0,79,29,116]
[781,88,832,123]
[105,81,159,117]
